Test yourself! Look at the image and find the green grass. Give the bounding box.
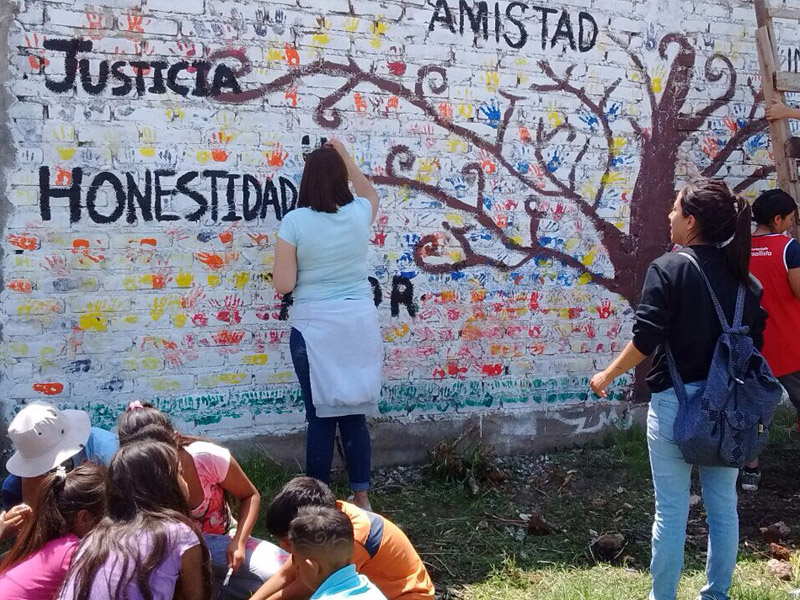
[241,407,800,600]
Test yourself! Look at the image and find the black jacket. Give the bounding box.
[632,245,767,393]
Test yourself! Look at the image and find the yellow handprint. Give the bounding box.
[139,126,156,157]
[650,64,667,94]
[312,16,331,47]
[482,69,500,93]
[547,101,564,128]
[53,125,76,160]
[370,18,389,48]
[456,89,474,119]
[344,17,360,33]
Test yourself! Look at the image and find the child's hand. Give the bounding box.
[0,503,32,540]
[766,98,794,121]
[226,538,246,572]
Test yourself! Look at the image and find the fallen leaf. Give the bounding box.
[591,533,626,562]
[761,521,791,543]
[768,558,793,581]
[770,543,792,561]
[527,514,557,536]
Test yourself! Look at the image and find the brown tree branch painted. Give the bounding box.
[213,33,774,304]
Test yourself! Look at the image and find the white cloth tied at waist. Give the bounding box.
[291,298,383,418]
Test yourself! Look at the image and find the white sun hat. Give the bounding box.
[6,401,92,478]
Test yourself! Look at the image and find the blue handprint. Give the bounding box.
[446,175,468,199]
[578,109,599,132]
[547,148,562,173]
[605,103,621,122]
[745,134,768,154]
[479,99,501,129]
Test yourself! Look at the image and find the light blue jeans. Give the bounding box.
[647,384,739,600]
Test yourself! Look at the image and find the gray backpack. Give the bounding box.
[665,251,783,468]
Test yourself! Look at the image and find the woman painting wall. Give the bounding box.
[273,139,382,511]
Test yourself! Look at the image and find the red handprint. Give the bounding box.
[597,299,613,319]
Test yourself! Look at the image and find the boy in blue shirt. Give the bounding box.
[2,401,118,511]
[289,506,386,600]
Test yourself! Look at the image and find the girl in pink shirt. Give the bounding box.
[117,403,288,598]
[0,463,105,600]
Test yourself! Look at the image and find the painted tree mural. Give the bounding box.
[218,31,771,306]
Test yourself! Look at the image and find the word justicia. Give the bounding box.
[41,39,242,98]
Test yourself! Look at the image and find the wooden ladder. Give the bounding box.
[755,0,800,203]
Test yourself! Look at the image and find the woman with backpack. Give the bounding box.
[742,189,800,491]
[590,178,768,600]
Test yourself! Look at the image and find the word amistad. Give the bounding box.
[428,1,599,51]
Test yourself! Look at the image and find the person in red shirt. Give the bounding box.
[745,189,800,491]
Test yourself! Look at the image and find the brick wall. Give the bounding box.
[0,0,789,439]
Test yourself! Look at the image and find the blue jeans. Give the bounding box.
[289,327,371,491]
[648,384,739,600]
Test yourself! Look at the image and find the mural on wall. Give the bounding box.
[0,0,779,433]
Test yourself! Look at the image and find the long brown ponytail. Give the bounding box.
[679,178,752,283]
[0,463,106,573]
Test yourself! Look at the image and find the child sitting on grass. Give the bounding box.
[0,463,106,600]
[252,477,434,600]
[288,506,385,600]
[116,402,288,598]
[57,440,212,600]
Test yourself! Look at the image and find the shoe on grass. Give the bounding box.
[740,469,761,492]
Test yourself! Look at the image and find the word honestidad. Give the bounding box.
[38,167,297,225]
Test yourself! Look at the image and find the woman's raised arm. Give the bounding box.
[327,139,379,222]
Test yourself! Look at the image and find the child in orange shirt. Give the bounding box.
[251,477,433,600]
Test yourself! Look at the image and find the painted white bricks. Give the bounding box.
[148,0,205,15]
[0,0,791,436]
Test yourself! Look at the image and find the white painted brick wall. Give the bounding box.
[0,0,790,436]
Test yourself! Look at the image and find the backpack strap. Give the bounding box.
[677,251,746,332]
[666,250,749,401]
[664,344,690,405]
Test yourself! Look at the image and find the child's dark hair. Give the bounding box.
[752,189,797,226]
[266,477,337,538]
[0,463,106,574]
[63,440,212,600]
[116,401,202,448]
[679,178,752,283]
[289,506,353,567]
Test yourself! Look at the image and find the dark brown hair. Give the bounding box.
[752,189,797,226]
[298,146,354,213]
[679,178,752,283]
[0,463,106,573]
[116,401,202,448]
[62,441,212,600]
[289,506,353,568]
[266,476,337,538]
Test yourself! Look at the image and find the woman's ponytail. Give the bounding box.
[680,178,752,284]
[724,195,753,285]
